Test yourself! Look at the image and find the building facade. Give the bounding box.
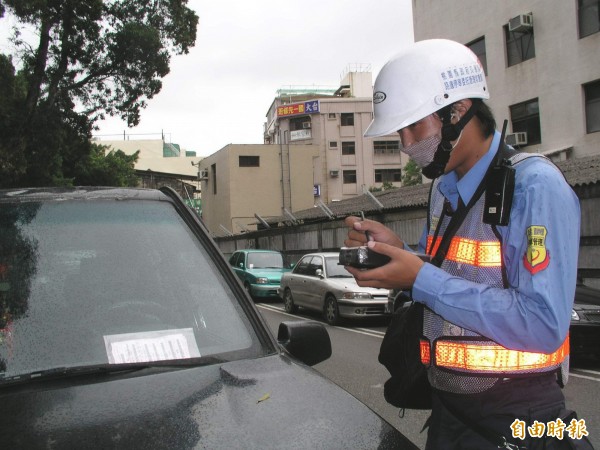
[198,144,318,236]
[96,138,202,208]
[412,0,600,160]
[263,65,407,204]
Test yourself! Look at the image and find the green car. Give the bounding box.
[228,249,292,299]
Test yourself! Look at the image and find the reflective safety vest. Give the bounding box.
[420,335,569,375]
[422,153,569,394]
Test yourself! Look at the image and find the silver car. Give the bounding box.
[279,252,392,325]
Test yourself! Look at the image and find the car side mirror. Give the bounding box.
[315,268,323,278]
[238,262,244,269]
[277,320,332,366]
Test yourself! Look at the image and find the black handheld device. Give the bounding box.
[338,211,391,269]
[338,245,391,269]
[483,120,515,226]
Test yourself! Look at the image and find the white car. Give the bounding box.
[279,252,392,325]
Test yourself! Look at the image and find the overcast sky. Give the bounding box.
[2,0,414,156]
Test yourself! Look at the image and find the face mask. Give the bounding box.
[401,134,441,168]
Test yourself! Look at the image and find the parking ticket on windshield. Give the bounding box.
[103,328,201,364]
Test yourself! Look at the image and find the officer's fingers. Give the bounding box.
[347,228,367,241]
[344,238,363,248]
[344,216,361,227]
[346,266,389,289]
[365,240,396,257]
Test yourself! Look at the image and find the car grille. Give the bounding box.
[582,311,600,323]
[364,305,387,315]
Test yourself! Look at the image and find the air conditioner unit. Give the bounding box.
[199,169,209,180]
[505,131,528,146]
[302,122,311,129]
[508,13,533,33]
[329,170,339,177]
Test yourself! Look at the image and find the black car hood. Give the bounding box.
[575,284,600,306]
[0,354,416,449]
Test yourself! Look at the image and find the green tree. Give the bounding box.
[402,158,423,186]
[71,144,140,187]
[369,181,397,193]
[0,0,198,187]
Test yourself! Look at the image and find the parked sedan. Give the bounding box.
[279,252,392,325]
[570,281,600,359]
[0,187,417,449]
[229,249,291,299]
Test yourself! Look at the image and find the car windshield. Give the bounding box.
[0,198,265,382]
[325,257,352,278]
[247,252,284,269]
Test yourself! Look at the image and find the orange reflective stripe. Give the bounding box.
[427,236,502,267]
[432,335,569,374]
[420,338,431,366]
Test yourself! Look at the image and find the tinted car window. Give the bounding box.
[293,256,312,275]
[0,200,264,379]
[307,256,323,276]
[230,251,242,267]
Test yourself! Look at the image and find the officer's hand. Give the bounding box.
[344,216,404,249]
[344,240,424,290]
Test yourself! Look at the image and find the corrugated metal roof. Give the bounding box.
[267,154,600,227]
[555,153,600,187]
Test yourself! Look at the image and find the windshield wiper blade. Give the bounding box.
[0,356,225,387]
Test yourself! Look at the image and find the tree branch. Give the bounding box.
[24,11,54,121]
[46,1,75,110]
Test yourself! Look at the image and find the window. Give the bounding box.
[510,99,541,145]
[584,79,600,133]
[579,0,600,38]
[375,169,402,183]
[230,252,243,268]
[467,37,487,75]
[341,141,356,155]
[327,113,336,120]
[294,256,312,275]
[290,117,310,131]
[307,256,323,277]
[341,113,354,126]
[505,25,535,66]
[328,141,338,149]
[239,156,259,167]
[373,140,400,154]
[343,170,357,184]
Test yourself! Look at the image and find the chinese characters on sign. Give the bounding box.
[510,418,589,441]
[277,101,320,118]
[439,63,484,91]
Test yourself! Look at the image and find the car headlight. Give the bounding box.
[342,292,373,299]
[571,309,580,321]
[255,277,269,284]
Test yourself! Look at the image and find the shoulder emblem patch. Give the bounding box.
[523,225,550,274]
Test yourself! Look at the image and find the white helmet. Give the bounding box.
[365,39,489,137]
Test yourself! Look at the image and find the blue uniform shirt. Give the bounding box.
[412,131,581,353]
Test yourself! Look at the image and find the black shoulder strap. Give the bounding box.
[430,172,488,267]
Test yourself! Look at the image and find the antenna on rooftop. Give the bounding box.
[254,213,271,229]
[219,224,234,236]
[362,186,384,210]
[283,208,298,225]
[316,200,335,219]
